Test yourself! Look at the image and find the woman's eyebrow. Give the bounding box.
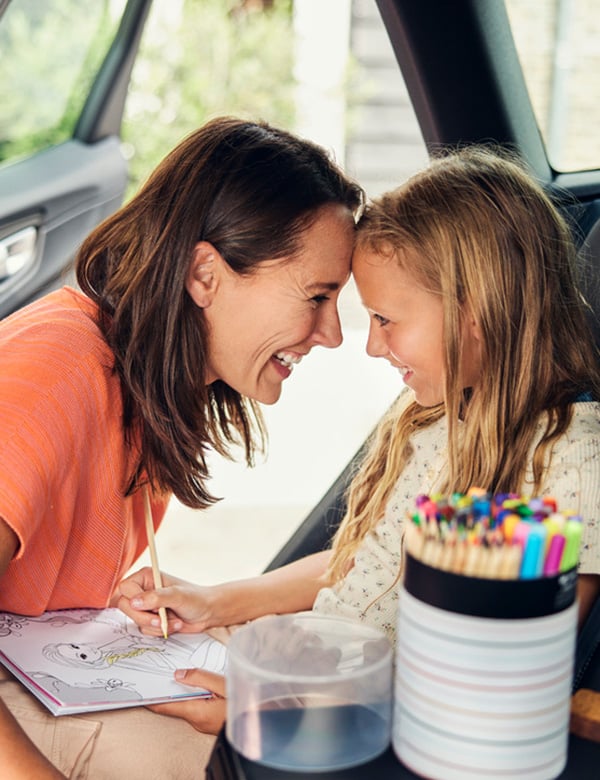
[306,281,342,292]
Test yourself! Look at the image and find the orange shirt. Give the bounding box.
[0,288,168,614]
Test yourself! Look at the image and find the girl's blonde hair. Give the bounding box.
[328,145,600,582]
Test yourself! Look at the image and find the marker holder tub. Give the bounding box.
[393,553,578,780]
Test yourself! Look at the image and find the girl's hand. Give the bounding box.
[117,567,217,636]
[147,669,227,735]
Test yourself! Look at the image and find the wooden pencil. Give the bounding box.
[143,485,169,639]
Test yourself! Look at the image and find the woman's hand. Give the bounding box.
[147,669,227,735]
[118,568,218,636]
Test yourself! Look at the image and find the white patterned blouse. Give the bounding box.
[313,402,600,646]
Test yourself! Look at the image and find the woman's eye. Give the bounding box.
[310,294,329,305]
[373,313,389,327]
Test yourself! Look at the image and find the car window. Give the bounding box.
[0,0,127,167]
[505,0,600,173]
[120,0,296,201]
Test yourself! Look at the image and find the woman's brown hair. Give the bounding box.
[76,117,364,508]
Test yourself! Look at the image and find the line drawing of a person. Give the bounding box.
[41,632,213,676]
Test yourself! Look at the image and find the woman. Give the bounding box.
[0,116,363,778]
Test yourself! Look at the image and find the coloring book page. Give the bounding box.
[0,608,227,716]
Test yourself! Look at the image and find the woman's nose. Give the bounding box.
[314,307,343,348]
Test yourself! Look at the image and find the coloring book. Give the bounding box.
[0,608,227,716]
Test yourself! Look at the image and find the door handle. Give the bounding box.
[0,226,37,285]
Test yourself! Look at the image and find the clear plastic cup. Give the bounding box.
[226,612,393,772]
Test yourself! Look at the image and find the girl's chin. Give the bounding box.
[412,387,444,407]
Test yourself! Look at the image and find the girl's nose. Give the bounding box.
[365,321,386,358]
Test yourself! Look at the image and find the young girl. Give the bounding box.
[314,145,600,637]
[119,145,600,743]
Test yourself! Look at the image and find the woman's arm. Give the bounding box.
[0,699,65,779]
[118,550,332,636]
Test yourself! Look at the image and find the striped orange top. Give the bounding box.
[0,287,168,615]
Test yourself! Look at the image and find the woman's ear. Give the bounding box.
[186,242,220,308]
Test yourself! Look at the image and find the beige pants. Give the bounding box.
[0,665,216,779]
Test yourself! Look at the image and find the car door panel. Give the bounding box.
[0,0,152,317]
[0,137,126,316]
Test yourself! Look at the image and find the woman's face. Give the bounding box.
[352,245,481,407]
[196,204,355,404]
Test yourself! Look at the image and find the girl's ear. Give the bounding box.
[186,241,221,308]
[463,305,482,342]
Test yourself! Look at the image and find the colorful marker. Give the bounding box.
[405,490,583,580]
[561,518,583,572]
[543,533,566,576]
[520,523,547,579]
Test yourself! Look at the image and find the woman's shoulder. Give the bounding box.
[1,286,99,330]
[0,287,117,419]
[0,287,111,364]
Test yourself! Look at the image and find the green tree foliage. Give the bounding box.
[121,0,295,199]
[0,0,294,197]
[0,0,121,163]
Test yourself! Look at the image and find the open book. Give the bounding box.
[0,607,227,716]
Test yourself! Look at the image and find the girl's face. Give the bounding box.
[190,204,355,405]
[352,246,481,407]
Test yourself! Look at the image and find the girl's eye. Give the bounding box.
[373,313,389,327]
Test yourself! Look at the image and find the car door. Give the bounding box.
[0,0,152,318]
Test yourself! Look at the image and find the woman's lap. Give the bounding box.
[0,666,215,779]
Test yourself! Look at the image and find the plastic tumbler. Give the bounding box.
[226,612,393,772]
